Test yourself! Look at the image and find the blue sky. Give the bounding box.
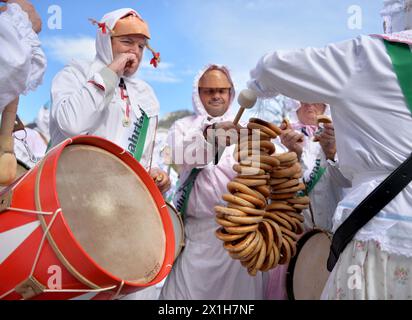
[15,0,382,123]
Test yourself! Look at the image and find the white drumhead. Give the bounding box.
[293,231,331,300]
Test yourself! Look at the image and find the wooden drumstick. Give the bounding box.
[233,89,257,126]
[0,97,19,185]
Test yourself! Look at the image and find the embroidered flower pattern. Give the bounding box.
[335,288,346,300]
[394,267,409,285]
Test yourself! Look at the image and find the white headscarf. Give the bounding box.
[191,64,236,120]
[89,8,159,117]
[381,0,412,33]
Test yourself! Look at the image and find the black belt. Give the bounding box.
[327,153,412,272]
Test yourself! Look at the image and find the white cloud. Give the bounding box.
[43,36,96,64]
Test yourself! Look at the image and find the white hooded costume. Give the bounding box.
[0,3,46,112]
[248,1,412,299]
[49,8,159,170]
[159,65,265,300]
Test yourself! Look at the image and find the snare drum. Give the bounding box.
[286,229,331,300]
[166,203,185,260]
[0,136,175,300]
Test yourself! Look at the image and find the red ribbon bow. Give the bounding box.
[150,52,160,68]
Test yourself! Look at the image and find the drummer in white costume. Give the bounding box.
[0,0,46,185]
[248,0,412,299]
[159,65,266,300]
[49,8,170,193]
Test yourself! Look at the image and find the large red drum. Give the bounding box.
[0,136,175,300]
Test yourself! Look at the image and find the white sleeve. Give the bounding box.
[50,65,118,137]
[0,3,46,111]
[167,118,215,171]
[248,37,364,104]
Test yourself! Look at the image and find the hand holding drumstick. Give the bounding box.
[150,168,171,194]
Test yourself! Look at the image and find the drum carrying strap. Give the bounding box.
[327,40,412,272]
[175,168,202,217]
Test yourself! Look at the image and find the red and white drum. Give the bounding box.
[286,229,331,300]
[166,203,185,260]
[0,136,175,300]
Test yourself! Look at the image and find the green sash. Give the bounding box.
[384,40,412,114]
[175,168,202,217]
[127,108,150,162]
[305,158,326,194]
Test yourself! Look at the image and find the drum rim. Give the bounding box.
[37,135,175,287]
[16,159,30,171]
[286,228,331,300]
[166,202,185,258]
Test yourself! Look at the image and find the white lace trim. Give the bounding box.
[354,232,412,258]
[3,3,46,93]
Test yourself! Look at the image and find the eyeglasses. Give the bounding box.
[199,88,231,96]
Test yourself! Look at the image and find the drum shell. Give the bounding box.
[166,203,185,260]
[0,136,175,300]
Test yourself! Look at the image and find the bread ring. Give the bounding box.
[227,203,266,216]
[276,211,298,233]
[271,179,300,190]
[279,237,292,265]
[266,202,296,212]
[268,178,289,186]
[240,250,259,268]
[279,226,299,241]
[227,181,265,201]
[279,158,299,167]
[271,182,306,194]
[291,218,304,235]
[292,203,309,211]
[249,118,283,135]
[215,216,240,227]
[240,160,273,172]
[263,218,283,249]
[244,230,264,261]
[269,192,297,200]
[222,193,256,208]
[291,172,302,179]
[271,243,281,269]
[317,114,332,124]
[265,211,293,231]
[233,164,265,176]
[234,148,270,161]
[233,178,268,187]
[244,155,280,167]
[271,163,301,179]
[287,196,310,205]
[232,230,261,259]
[239,134,271,144]
[234,192,266,209]
[254,185,271,198]
[284,235,297,258]
[250,240,267,274]
[259,220,274,257]
[215,206,248,217]
[283,211,305,223]
[215,228,246,242]
[224,224,259,235]
[260,246,275,272]
[226,214,263,225]
[223,231,257,253]
[247,122,278,138]
[238,140,276,155]
[237,174,270,180]
[274,152,298,163]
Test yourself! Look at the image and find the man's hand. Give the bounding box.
[150,168,171,194]
[280,128,304,160]
[315,123,336,161]
[108,53,138,77]
[204,121,242,147]
[7,0,42,33]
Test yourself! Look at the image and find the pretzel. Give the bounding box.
[227,203,266,216]
[234,192,266,209]
[247,122,278,139]
[233,178,268,187]
[222,193,256,208]
[249,118,283,135]
[215,228,247,242]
